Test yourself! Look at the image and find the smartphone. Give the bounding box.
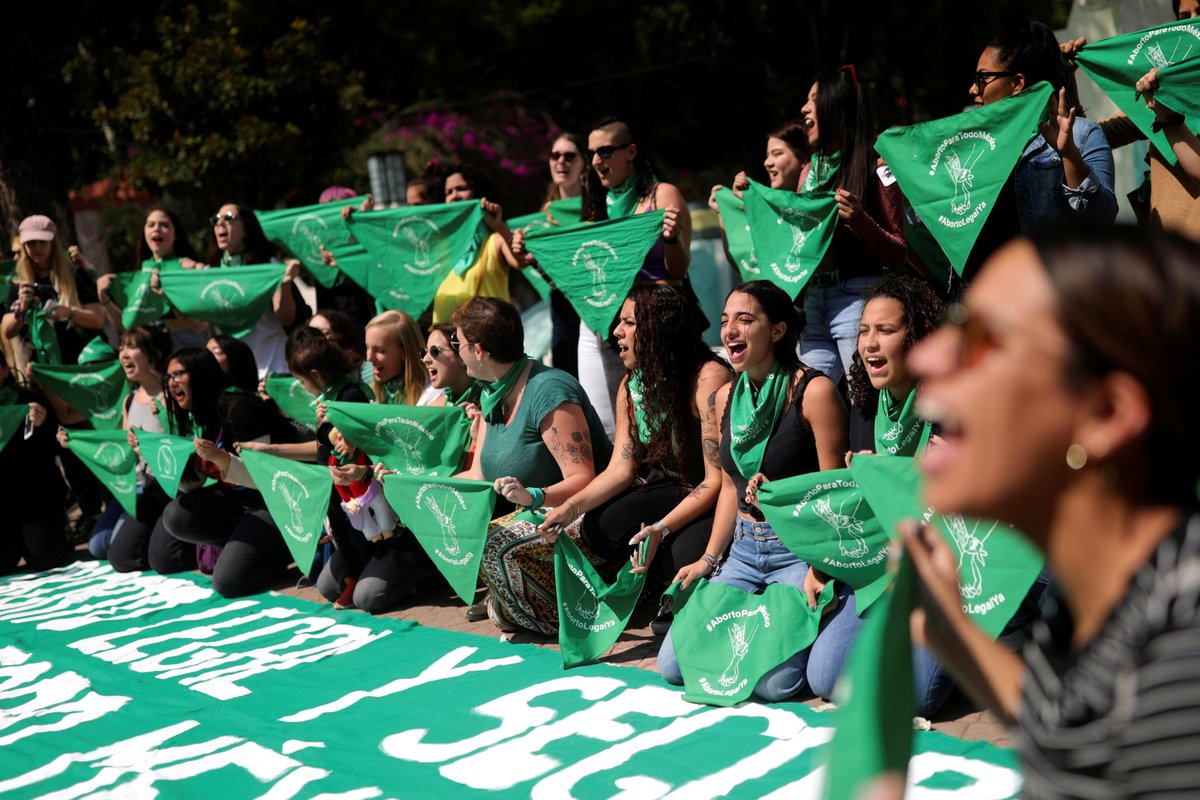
[635,529,651,567]
[23,412,33,440]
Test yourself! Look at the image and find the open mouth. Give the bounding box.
[864,355,888,376]
[915,396,964,476]
[173,389,189,406]
[725,340,748,363]
[426,364,440,382]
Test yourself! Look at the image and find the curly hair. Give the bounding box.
[848,275,944,413]
[622,284,726,473]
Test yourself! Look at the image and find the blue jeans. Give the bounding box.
[799,275,877,387]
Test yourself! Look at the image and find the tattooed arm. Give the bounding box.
[535,401,599,507]
[659,365,731,535]
[539,378,638,531]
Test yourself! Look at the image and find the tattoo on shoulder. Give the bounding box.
[702,437,720,466]
[550,426,593,464]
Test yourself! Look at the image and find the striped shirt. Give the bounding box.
[1018,512,1200,799]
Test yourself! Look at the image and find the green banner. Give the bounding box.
[554,535,647,669]
[345,200,486,317]
[524,210,666,336]
[1156,55,1200,119]
[76,336,116,365]
[239,448,330,572]
[323,400,471,477]
[256,196,366,289]
[160,264,285,337]
[672,578,834,706]
[875,82,1054,273]
[823,555,917,800]
[264,376,318,431]
[714,187,759,280]
[850,454,1043,639]
[382,474,495,605]
[0,405,27,455]
[757,469,892,613]
[133,430,196,499]
[1076,19,1200,166]
[105,270,172,329]
[327,241,375,293]
[63,429,138,516]
[31,360,129,431]
[27,308,62,365]
[741,179,839,299]
[0,562,1022,797]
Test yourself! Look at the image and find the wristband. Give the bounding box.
[1152,112,1186,133]
[703,553,719,570]
[655,521,671,538]
[526,486,546,509]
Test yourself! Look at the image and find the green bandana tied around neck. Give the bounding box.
[0,405,27,455]
[256,196,367,289]
[345,200,486,316]
[713,187,759,280]
[874,82,1054,273]
[264,376,318,431]
[555,535,647,668]
[160,263,286,337]
[524,210,666,336]
[323,400,472,477]
[823,553,916,799]
[64,429,138,516]
[875,386,926,457]
[382,474,496,605]
[442,380,482,408]
[741,178,839,299]
[802,150,842,192]
[1075,20,1200,166]
[77,336,116,365]
[106,267,171,329]
[480,356,528,420]
[727,363,790,479]
[605,178,641,219]
[756,468,892,613]
[31,361,130,431]
[625,371,661,446]
[27,309,62,365]
[239,449,331,573]
[670,578,834,706]
[133,431,196,498]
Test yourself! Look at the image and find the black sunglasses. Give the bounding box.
[209,211,239,227]
[419,345,452,360]
[588,143,632,161]
[973,71,1016,93]
[550,150,579,163]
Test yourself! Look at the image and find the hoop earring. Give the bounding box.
[1066,443,1088,470]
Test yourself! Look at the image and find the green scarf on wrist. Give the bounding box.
[727,363,790,479]
[480,356,529,420]
[874,385,926,457]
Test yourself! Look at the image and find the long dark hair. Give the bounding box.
[811,69,875,201]
[205,205,274,264]
[581,116,664,223]
[135,208,198,268]
[848,275,944,413]
[729,280,803,374]
[623,285,726,473]
[207,334,259,392]
[162,347,228,437]
[767,120,812,165]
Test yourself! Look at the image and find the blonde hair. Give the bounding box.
[16,235,81,322]
[366,309,427,405]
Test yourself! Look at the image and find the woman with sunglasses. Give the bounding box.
[452,296,612,634]
[423,323,481,409]
[905,225,1200,796]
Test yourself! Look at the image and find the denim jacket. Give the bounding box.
[1014,117,1118,232]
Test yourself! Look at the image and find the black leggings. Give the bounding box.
[163,485,292,598]
[580,480,713,589]
[108,481,197,575]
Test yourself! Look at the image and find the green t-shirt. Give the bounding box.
[478,363,612,488]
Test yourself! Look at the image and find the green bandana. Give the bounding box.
[382,474,496,605]
[625,371,661,446]
[713,187,759,281]
[381,376,405,405]
[345,200,486,316]
[63,429,138,516]
[875,386,926,457]
[756,468,891,613]
[823,554,916,799]
[671,578,834,706]
[741,178,839,299]
[902,199,954,288]
[326,241,374,293]
[875,82,1054,273]
[324,400,472,477]
[480,356,528,420]
[77,336,117,365]
[133,431,196,499]
[256,196,366,289]
[554,535,647,668]
[548,195,584,227]
[239,449,331,573]
[264,376,318,431]
[849,454,1044,638]
[27,309,62,365]
[1075,20,1200,167]
[1155,55,1200,119]
[605,178,641,219]
[0,406,27,455]
[442,380,483,408]
[105,269,171,329]
[802,150,842,192]
[727,363,789,479]
[31,361,130,431]
[160,263,286,337]
[524,210,666,336]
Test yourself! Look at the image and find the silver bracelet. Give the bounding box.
[655,521,671,539]
[702,553,719,570]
